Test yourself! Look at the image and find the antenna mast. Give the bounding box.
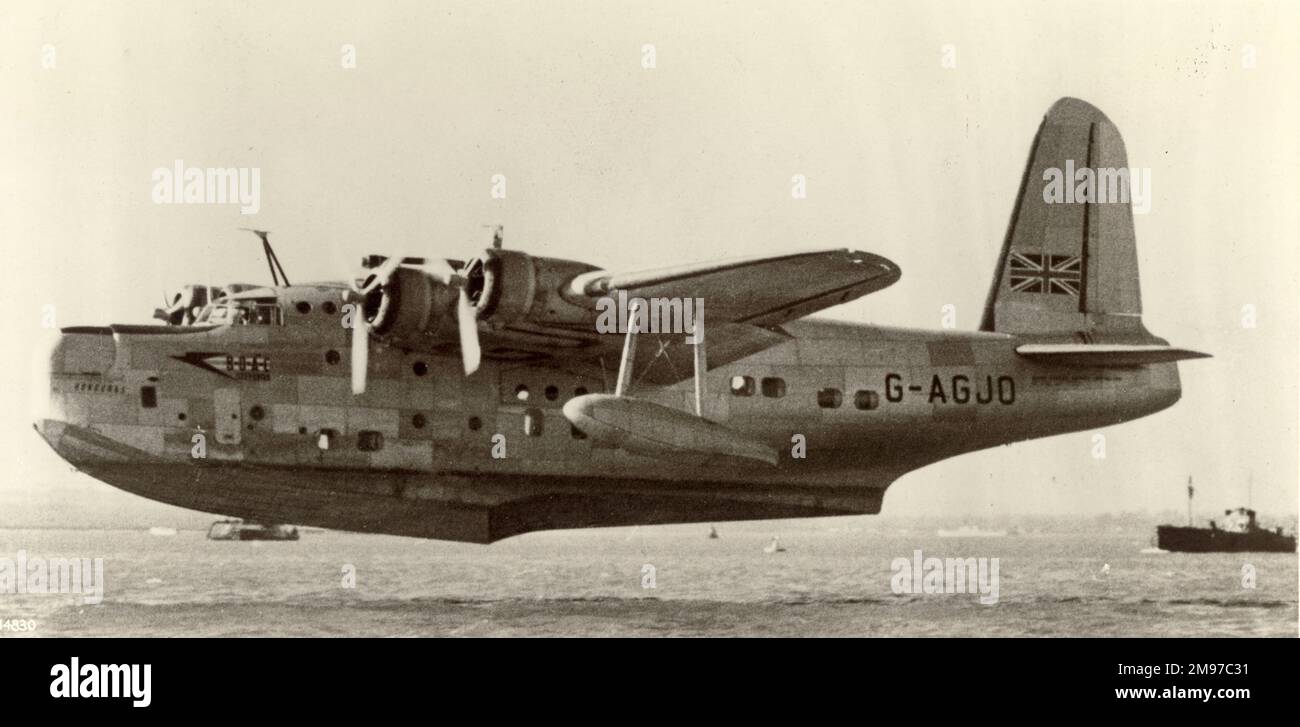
[240,228,291,287]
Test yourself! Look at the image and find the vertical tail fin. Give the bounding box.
[980,97,1151,341]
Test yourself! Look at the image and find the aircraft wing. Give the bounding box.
[476,248,899,385]
[568,248,900,327]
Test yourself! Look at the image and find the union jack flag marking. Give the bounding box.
[1008,251,1082,297]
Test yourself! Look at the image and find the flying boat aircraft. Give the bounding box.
[33,98,1208,543]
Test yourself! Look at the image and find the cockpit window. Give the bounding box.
[196,300,282,326]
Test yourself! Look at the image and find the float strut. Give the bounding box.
[614,300,641,397]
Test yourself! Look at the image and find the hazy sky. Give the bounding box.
[1,0,1296,525]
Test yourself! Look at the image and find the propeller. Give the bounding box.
[345,254,482,395]
[416,257,481,375]
[456,286,481,375]
[350,306,370,395]
[346,256,401,395]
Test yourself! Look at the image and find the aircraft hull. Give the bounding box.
[36,418,882,543]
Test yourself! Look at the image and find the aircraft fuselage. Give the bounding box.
[33,283,1181,543]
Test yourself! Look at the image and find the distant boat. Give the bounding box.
[1156,477,1296,553]
[763,536,786,553]
[207,519,299,542]
[147,526,177,537]
[1157,508,1295,553]
[707,526,719,540]
[937,525,1007,538]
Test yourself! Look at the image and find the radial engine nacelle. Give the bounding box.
[359,248,603,349]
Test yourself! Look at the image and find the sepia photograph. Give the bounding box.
[1,0,1296,684]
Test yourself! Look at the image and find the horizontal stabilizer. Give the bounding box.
[1015,344,1211,366]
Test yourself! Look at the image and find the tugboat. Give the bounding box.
[1156,477,1295,553]
[207,519,300,542]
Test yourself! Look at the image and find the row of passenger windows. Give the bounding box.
[514,384,587,402]
[729,375,786,398]
[294,300,339,316]
[729,376,879,410]
[316,428,384,451]
[274,413,578,447]
[326,413,579,444]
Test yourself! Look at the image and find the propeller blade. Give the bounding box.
[351,315,370,395]
[359,255,404,296]
[457,288,481,375]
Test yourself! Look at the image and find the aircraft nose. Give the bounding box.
[32,327,116,436]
